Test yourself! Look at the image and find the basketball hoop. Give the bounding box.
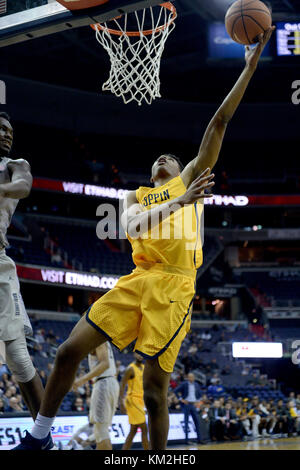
[90,2,177,106]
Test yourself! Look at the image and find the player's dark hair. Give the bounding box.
[165,154,184,171]
[0,112,10,122]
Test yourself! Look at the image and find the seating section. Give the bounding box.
[234,270,300,307]
[8,217,224,278]
[7,240,52,267]
[8,220,135,275]
[26,320,293,412]
[42,222,135,274]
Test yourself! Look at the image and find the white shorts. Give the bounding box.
[89,376,119,424]
[0,250,32,342]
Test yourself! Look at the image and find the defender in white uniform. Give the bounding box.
[73,341,119,450]
[0,112,45,419]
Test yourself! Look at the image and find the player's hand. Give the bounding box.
[73,379,83,390]
[245,26,275,70]
[179,168,215,205]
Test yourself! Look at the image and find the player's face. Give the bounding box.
[0,118,13,155]
[151,155,181,181]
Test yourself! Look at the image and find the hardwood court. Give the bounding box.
[170,436,300,450]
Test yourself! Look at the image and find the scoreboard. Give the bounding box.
[277,22,300,56]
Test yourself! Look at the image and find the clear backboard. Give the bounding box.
[0,0,163,48]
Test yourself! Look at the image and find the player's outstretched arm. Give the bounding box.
[181,27,275,187]
[0,159,32,199]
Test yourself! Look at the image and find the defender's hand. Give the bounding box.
[179,168,215,206]
[245,26,275,70]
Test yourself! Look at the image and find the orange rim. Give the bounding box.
[90,2,177,37]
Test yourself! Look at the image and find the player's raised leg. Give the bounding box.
[12,313,107,450]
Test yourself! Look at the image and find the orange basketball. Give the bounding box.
[225,0,272,45]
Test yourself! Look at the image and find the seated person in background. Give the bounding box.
[181,351,197,374]
[169,372,179,390]
[34,329,45,344]
[207,379,224,397]
[0,397,5,413]
[296,394,300,409]
[236,401,252,438]
[219,396,225,408]
[223,401,242,440]
[0,363,10,379]
[274,399,288,436]
[264,402,277,435]
[200,330,212,341]
[257,399,276,436]
[288,392,296,406]
[209,372,221,385]
[1,373,13,388]
[247,396,263,439]
[188,343,197,354]
[221,364,231,376]
[51,249,63,267]
[208,399,225,441]
[45,330,57,346]
[206,358,219,373]
[71,396,86,412]
[6,396,25,413]
[241,366,251,376]
[246,371,263,387]
[286,399,300,437]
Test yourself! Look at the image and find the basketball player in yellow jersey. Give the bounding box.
[119,353,149,450]
[13,28,274,451]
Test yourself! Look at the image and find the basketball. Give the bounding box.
[225,0,272,45]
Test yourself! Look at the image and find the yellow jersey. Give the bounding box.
[126,362,144,399]
[128,175,204,271]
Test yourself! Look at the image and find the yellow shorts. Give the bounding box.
[125,396,146,425]
[86,263,195,373]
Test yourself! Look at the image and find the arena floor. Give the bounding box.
[170,436,300,450]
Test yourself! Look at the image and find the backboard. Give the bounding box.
[0,0,163,48]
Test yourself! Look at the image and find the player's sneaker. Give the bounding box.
[12,431,54,450]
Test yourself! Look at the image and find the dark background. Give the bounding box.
[0,0,299,189]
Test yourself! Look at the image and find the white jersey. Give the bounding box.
[88,342,116,381]
[0,157,25,248]
[0,157,32,341]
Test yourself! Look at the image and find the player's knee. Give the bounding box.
[10,361,36,383]
[5,337,36,383]
[56,340,81,366]
[143,388,166,414]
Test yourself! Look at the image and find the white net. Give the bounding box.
[92,2,177,106]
